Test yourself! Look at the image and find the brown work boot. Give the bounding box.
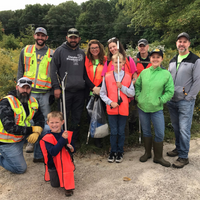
[153,141,171,167]
[172,157,189,168]
[167,148,178,157]
[139,137,152,162]
[65,189,73,197]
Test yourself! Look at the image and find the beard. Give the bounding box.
[177,46,188,53]
[16,89,31,103]
[35,39,46,47]
[67,41,79,48]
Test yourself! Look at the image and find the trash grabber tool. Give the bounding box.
[117,41,122,105]
[61,72,68,131]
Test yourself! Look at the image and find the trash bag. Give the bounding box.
[87,96,109,138]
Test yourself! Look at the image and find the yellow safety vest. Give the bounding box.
[23,45,54,93]
[0,95,39,143]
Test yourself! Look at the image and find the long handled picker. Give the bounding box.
[61,72,68,131]
[117,41,122,105]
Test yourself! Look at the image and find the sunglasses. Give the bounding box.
[107,37,117,43]
[18,80,32,85]
[68,30,79,35]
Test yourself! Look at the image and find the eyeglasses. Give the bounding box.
[68,30,79,35]
[107,37,117,43]
[90,47,99,50]
[18,80,32,85]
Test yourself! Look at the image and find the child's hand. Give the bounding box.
[67,144,74,152]
[116,82,122,89]
[62,131,68,139]
[110,102,119,108]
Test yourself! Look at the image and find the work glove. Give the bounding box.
[32,126,43,135]
[27,132,40,144]
[93,86,101,95]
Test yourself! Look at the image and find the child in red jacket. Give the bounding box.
[40,111,75,197]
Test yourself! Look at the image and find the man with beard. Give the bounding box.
[51,28,85,150]
[167,32,200,168]
[17,27,54,155]
[0,77,45,173]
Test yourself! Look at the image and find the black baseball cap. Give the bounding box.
[177,32,190,41]
[149,49,163,58]
[138,39,148,46]
[67,28,79,37]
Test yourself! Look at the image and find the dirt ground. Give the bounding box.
[1,138,200,200]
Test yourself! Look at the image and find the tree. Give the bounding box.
[0,10,14,35]
[119,0,200,48]
[76,0,117,46]
[44,1,81,47]
[19,4,52,31]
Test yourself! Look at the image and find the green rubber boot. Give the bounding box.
[153,141,171,167]
[139,137,152,162]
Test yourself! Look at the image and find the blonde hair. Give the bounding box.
[47,111,64,122]
[112,53,125,61]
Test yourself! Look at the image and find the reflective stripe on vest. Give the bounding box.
[40,131,75,190]
[107,57,131,73]
[136,58,152,77]
[85,56,104,86]
[0,95,39,143]
[105,71,132,116]
[24,45,54,91]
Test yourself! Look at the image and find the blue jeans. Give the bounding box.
[167,99,195,159]
[34,124,50,159]
[0,136,28,174]
[31,92,51,122]
[138,108,165,142]
[108,115,127,153]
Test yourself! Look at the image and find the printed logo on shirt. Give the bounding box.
[37,54,44,65]
[66,54,83,65]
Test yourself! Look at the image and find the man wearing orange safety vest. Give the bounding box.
[130,39,152,134]
[17,27,54,155]
[135,39,152,76]
[0,77,44,174]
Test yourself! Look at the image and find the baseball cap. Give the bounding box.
[35,27,47,35]
[177,32,190,41]
[138,39,148,46]
[149,49,163,58]
[67,28,79,37]
[17,77,32,88]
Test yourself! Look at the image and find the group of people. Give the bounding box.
[0,26,200,197]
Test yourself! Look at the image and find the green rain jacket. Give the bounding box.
[135,66,174,113]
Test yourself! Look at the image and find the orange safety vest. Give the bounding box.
[136,58,152,77]
[40,131,75,190]
[107,57,131,73]
[85,56,106,86]
[105,71,132,116]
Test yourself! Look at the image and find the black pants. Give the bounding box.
[62,89,85,145]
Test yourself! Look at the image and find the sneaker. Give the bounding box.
[167,148,178,157]
[172,157,189,168]
[65,189,73,197]
[33,158,44,163]
[25,143,34,153]
[116,152,123,163]
[108,152,116,163]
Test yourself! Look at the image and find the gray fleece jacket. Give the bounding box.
[168,51,200,102]
[51,42,85,92]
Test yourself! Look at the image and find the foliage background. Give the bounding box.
[1,0,200,151]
